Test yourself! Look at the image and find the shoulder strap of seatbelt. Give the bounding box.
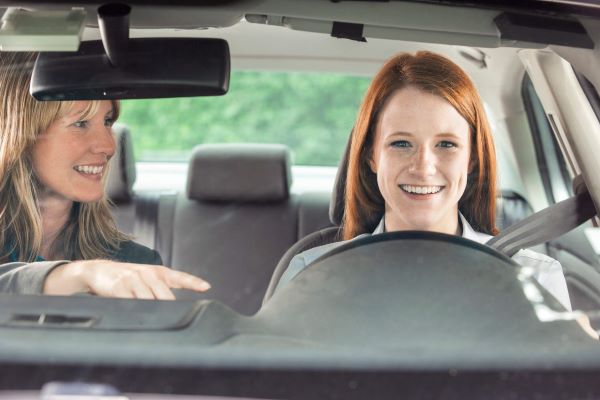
[486,190,596,257]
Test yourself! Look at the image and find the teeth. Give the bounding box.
[400,185,442,194]
[75,165,103,175]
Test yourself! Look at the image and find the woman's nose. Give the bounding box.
[91,125,116,159]
[408,147,436,177]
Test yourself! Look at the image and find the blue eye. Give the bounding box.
[73,120,88,128]
[438,140,457,148]
[104,117,115,127]
[390,140,411,148]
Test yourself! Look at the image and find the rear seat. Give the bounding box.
[108,138,333,315]
[169,143,314,314]
[108,125,534,314]
[106,124,137,235]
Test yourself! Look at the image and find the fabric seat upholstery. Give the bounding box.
[106,123,137,235]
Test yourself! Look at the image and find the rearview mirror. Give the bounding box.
[30,38,230,100]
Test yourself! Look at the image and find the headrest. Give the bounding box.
[106,123,137,203]
[187,143,292,202]
[495,190,534,230]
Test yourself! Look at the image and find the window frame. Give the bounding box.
[521,73,572,204]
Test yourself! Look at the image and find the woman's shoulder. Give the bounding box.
[110,240,163,265]
[276,234,370,291]
[295,241,345,266]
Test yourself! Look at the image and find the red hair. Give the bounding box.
[342,51,498,240]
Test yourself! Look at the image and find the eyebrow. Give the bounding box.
[386,131,465,140]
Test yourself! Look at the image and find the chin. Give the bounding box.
[74,192,105,203]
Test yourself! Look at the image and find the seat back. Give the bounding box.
[264,141,349,304]
[170,144,299,315]
[106,124,164,250]
[107,134,334,314]
[495,190,534,229]
[106,124,137,234]
[106,123,137,204]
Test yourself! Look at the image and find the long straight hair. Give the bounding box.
[343,51,498,240]
[0,52,128,262]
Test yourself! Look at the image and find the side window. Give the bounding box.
[521,74,572,203]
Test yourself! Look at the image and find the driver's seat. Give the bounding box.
[262,141,350,304]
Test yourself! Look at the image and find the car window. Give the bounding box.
[119,70,371,166]
[522,74,572,203]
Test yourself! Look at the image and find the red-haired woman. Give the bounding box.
[275,51,571,310]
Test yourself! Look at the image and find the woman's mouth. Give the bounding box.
[399,184,444,195]
[74,164,105,179]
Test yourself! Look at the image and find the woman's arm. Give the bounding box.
[0,259,209,300]
[0,261,71,294]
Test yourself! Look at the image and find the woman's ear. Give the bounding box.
[368,156,377,174]
[468,155,477,175]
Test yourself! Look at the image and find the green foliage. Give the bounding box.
[119,71,370,166]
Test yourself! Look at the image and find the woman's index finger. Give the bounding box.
[166,269,211,292]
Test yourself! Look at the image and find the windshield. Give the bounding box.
[2,2,600,398]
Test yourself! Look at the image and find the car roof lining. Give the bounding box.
[1,0,595,47]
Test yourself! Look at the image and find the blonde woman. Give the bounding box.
[0,52,210,299]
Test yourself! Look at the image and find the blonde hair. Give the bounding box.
[0,52,128,262]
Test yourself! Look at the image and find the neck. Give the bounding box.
[37,190,73,259]
[384,210,461,236]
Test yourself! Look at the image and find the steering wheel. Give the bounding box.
[310,230,518,269]
[255,232,573,349]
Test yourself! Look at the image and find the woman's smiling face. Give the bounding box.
[32,100,116,203]
[369,86,471,235]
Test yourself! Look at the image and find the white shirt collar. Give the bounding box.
[372,213,492,244]
[459,212,493,243]
[372,217,385,234]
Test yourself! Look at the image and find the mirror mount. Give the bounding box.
[97,3,130,67]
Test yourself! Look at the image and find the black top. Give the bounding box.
[109,240,163,265]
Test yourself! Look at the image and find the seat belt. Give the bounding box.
[487,181,597,257]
